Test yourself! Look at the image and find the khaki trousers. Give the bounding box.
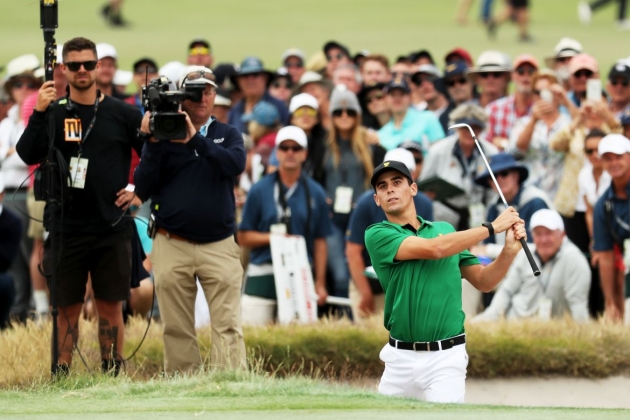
[152,233,246,374]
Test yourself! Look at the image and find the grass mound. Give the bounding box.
[1,317,630,388]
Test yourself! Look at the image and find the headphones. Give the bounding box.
[64,87,101,115]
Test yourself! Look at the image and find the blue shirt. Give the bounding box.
[378,108,445,151]
[227,92,289,134]
[239,173,333,265]
[485,185,548,244]
[593,182,630,251]
[346,189,434,266]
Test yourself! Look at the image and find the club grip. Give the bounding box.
[519,237,541,276]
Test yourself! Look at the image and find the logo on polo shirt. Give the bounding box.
[214,138,224,144]
[384,161,390,167]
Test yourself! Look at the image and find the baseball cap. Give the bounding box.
[513,54,539,70]
[384,148,416,172]
[371,160,413,189]
[0,173,4,193]
[179,65,217,88]
[282,48,305,63]
[445,48,473,66]
[289,93,319,113]
[413,64,442,78]
[385,75,411,94]
[323,41,350,59]
[398,141,424,155]
[329,85,361,115]
[598,133,630,156]
[568,54,598,75]
[408,49,434,64]
[159,61,186,87]
[96,43,117,60]
[276,125,308,149]
[608,62,630,81]
[444,60,469,78]
[133,58,158,73]
[544,37,583,68]
[242,101,280,126]
[188,39,211,55]
[530,209,564,232]
[113,69,132,86]
[5,54,40,78]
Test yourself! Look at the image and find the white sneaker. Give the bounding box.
[618,19,630,30]
[578,1,592,24]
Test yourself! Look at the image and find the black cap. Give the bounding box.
[132,57,158,73]
[385,75,410,94]
[358,81,385,103]
[408,49,434,64]
[371,160,413,189]
[323,41,351,59]
[609,62,630,81]
[189,38,210,51]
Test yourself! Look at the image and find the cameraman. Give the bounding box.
[16,37,143,374]
[134,66,247,374]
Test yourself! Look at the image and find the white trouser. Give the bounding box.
[378,341,468,403]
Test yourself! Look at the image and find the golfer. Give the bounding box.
[365,159,526,403]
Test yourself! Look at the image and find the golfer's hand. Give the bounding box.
[504,222,526,255]
[491,206,523,234]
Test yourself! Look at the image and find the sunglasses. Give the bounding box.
[186,70,215,83]
[366,93,384,104]
[285,61,304,68]
[585,148,598,155]
[496,170,512,178]
[516,67,536,76]
[391,71,411,79]
[446,78,467,87]
[479,72,504,79]
[278,144,304,152]
[555,56,572,63]
[65,60,97,72]
[293,107,317,118]
[272,81,292,89]
[611,79,630,87]
[12,81,38,89]
[414,158,423,164]
[135,66,158,75]
[573,70,594,79]
[332,109,358,118]
[327,53,345,61]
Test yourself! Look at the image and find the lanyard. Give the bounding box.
[67,94,100,157]
[274,172,312,239]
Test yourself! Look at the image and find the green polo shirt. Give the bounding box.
[365,216,479,343]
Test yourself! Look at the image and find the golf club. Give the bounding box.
[449,123,541,276]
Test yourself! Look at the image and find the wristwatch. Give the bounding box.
[482,222,494,237]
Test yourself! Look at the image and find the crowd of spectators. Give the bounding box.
[2,34,630,335]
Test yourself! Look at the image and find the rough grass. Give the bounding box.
[2,316,630,389]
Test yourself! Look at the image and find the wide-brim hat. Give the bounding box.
[544,37,583,69]
[467,51,511,79]
[231,56,273,89]
[474,153,529,187]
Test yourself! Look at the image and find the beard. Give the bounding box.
[70,77,96,91]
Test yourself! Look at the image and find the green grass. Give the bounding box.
[0,0,627,77]
[1,371,628,419]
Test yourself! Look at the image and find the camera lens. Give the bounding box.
[153,113,187,140]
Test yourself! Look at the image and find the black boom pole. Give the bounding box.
[39,0,61,378]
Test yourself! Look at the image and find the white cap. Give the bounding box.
[384,148,416,172]
[282,48,306,63]
[0,173,4,193]
[114,69,133,86]
[56,44,64,64]
[415,64,442,78]
[598,133,630,156]
[545,38,583,68]
[530,209,564,232]
[468,50,511,74]
[289,93,319,113]
[159,61,186,87]
[214,94,231,107]
[276,125,308,149]
[298,71,323,86]
[179,65,218,88]
[6,54,40,78]
[96,43,117,60]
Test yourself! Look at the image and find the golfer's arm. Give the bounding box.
[461,248,519,293]
[395,227,490,260]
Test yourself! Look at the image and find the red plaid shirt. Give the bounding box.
[485,95,531,142]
